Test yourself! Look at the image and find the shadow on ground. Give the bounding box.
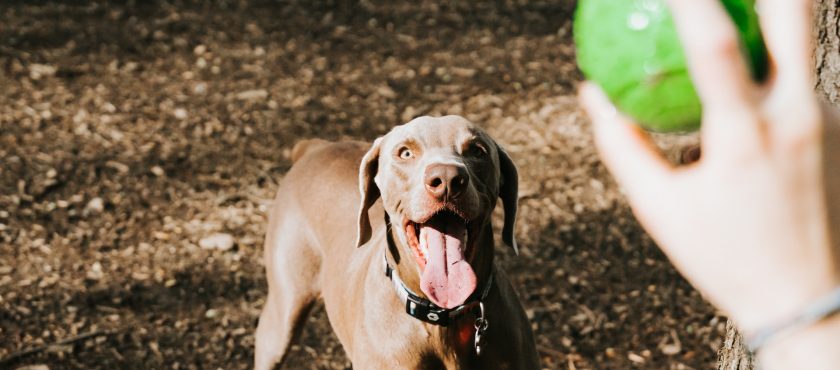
[0,1,720,369]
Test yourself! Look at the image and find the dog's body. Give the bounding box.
[255,116,539,370]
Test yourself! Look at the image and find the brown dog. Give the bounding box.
[255,116,539,369]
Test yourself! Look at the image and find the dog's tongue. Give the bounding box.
[419,220,476,309]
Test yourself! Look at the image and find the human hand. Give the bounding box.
[580,0,839,334]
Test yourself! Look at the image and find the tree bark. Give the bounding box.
[717,320,755,370]
[815,0,840,105]
[717,1,840,369]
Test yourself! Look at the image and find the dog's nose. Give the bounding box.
[424,164,468,200]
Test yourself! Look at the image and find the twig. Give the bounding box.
[0,329,118,365]
[538,344,566,358]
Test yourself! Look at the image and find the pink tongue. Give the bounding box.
[420,223,476,309]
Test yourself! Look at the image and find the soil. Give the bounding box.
[0,1,720,369]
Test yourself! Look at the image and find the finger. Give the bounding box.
[666,0,757,112]
[758,0,821,142]
[758,0,814,93]
[667,0,763,157]
[580,83,673,203]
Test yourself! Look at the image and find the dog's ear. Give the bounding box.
[356,137,383,247]
[496,143,519,255]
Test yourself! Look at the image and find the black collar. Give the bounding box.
[384,256,493,326]
[383,216,494,326]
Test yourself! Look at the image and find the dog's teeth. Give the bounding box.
[419,227,428,256]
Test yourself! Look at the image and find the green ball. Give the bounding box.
[574,0,769,132]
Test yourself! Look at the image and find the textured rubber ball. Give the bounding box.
[574,0,769,132]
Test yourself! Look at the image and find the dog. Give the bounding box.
[255,115,539,369]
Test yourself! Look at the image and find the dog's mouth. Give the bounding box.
[404,210,477,309]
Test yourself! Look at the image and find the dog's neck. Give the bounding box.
[385,219,496,303]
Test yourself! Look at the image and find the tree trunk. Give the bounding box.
[717,1,840,369]
[815,0,840,105]
[717,321,755,370]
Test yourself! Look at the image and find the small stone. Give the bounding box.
[193,82,207,94]
[451,67,476,78]
[86,262,104,280]
[0,266,12,274]
[193,44,207,55]
[205,308,219,318]
[401,106,416,122]
[85,197,105,214]
[151,166,165,177]
[199,233,235,251]
[16,305,32,315]
[376,85,396,99]
[29,64,56,80]
[105,161,130,174]
[236,89,268,101]
[661,343,681,355]
[561,337,572,347]
[173,108,188,120]
[628,352,645,364]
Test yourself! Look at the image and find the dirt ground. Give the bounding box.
[0,1,723,369]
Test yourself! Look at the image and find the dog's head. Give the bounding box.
[355,115,518,309]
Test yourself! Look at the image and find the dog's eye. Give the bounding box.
[466,142,488,157]
[398,147,413,160]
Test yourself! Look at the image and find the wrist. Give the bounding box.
[730,268,840,334]
[757,313,840,370]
